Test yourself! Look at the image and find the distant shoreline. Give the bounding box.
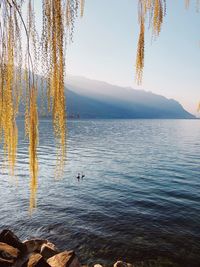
[16,117,199,120]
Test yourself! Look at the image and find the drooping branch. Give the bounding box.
[0,0,81,210]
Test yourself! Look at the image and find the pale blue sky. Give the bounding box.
[33,0,199,114]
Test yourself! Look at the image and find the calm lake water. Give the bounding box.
[0,119,200,266]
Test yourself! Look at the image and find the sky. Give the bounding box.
[33,0,200,115]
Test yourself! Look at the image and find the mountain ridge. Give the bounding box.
[17,75,195,119]
[64,76,195,119]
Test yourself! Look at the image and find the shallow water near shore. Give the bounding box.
[0,119,200,266]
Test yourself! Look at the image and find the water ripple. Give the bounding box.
[0,119,200,266]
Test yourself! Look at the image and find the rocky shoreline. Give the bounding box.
[0,229,135,267]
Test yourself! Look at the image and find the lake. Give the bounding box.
[0,119,200,266]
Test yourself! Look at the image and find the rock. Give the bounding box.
[46,242,58,251]
[40,243,58,260]
[0,242,20,260]
[21,253,51,267]
[0,257,14,267]
[47,250,81,267]
[114,261,128,267]
[0,229,26,253]
[23,239,48,253]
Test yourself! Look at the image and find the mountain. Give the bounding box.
[64,76,195,119]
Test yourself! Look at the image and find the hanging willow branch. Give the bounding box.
[185,0,190,9]
[80,0,85,17]
[136,0,166,84]
[0,0,198,210]
[135,0,199,84]
[0,0,81,210]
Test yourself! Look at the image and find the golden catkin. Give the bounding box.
[29,86,38,210]
[80,0,85,17]
[66,0,72,27]
[136,16,145,85]
[185,0,190,9]
[136,0,166,84]
[0,7,18,175]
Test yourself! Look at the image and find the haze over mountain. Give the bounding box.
[64,76,195,119]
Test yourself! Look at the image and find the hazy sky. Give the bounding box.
[32,0,199,114]
[64,0,199,115]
